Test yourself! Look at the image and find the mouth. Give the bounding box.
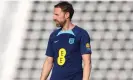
[54,20,59,24]
[54,20,60,27]
[54,20,58,23]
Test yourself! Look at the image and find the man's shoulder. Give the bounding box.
[50,28,62,37]
[75,26,89,35]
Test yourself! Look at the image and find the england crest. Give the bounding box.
[69,38,75,44]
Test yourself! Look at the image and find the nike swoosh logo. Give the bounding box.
[54,40,59,43]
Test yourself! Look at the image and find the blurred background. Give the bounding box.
[0,1,133,80]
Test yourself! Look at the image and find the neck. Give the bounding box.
[62,20,75,31]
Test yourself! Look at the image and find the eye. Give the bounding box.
[54,14,58,16]
[55,14,59,16]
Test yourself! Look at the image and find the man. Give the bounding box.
[40,1,92,80]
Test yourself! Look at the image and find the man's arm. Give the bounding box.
[40,56,53,80]
[82,54,91,80]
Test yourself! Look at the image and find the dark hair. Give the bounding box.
[54,1,74,20]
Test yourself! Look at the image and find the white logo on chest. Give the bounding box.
[54,40,59,43]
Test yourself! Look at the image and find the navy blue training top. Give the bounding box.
[45,26,92,80]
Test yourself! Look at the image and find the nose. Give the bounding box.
[53,15,56,21]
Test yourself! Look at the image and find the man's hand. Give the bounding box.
[40,56,53,80]
[82,54,91,80]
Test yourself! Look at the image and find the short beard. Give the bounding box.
[55,23,60,27]
[54,20,61,27]
[55,20,66,28]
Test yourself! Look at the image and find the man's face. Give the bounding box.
[53,7,66,27]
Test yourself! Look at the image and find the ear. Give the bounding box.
[65,12,70,19]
